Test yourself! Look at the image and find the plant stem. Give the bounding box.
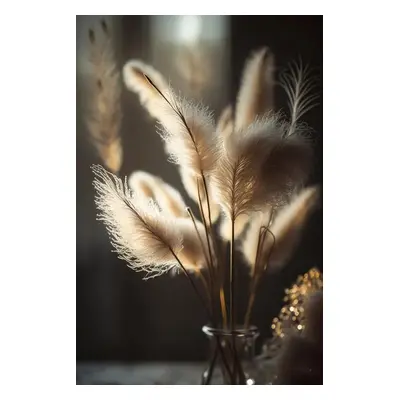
[196,270,212,308]
[219,288,228,329]
[197,178,215,272]
[170,250,234,382]
[230,216,239,383]
[244,276,259,328]
[229,217,235,332]
[171,251,211,318]
[203,344,219,384]
[196,179,218,320]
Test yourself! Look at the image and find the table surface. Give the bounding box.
[76,360,277,385]
[77,362,210,385]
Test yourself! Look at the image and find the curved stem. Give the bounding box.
[170,250,234,382]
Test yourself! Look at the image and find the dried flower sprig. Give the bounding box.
[85,18,123,174]
[92,47,320,384]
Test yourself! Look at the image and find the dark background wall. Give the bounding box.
[76,15,322,362]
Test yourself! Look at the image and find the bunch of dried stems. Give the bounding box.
[92,46,319,384]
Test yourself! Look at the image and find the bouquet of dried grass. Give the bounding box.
[92,47,319,384]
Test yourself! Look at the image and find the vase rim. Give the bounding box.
[202,324,259,337]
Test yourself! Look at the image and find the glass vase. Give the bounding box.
[201,325,260,385]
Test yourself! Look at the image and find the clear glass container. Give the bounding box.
[201,325,260,385]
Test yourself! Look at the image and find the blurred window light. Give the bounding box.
[151,16,228,44]
[177,15,202,44]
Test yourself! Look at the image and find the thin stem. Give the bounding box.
[203,344,219,385]
[244,277,259,328]
[196,179,217,318]
[186,207,213,269]
[244,226,277,328]
[171,250,234,381]
[219,240,229,329]
[198,176,227,327]
[229,216,235,332]
[230,215,239,383]
[171,250,211,319]
[219,288,228,329]
[200,174,219,269]
[196,270,212,307]
[197,178,215,271]
[244,227,268,327]
[186,207,213,309]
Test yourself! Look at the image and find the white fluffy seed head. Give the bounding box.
[128,170,187,218]
[123,59,171,120]
[156,94,218,178]
[235,47,275,131]
[241,187,319,274]
[92,165,184,279]
[211,114,313,221]
[175,217,209,271]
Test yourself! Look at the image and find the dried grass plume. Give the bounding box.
[85,19,123,173]
[241,186,319,273]
[123,59,170,120]
[211,116,312,222]
[92,165,206,278]
[128,170,187,218]
[235,47,275,131]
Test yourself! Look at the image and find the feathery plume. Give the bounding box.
[279,60,319,137]
[216,105,234,138]
[123,59,171,120]
[92,165,184,279]
[219,213,249,242]
[241,187,319,273]
[267,186,319,268]
[125,68,218,178]
[85,19,123,174]
[174,217,210,271]
[128,170,187,218]
[155,91,218,178]
[93,165,207,277]
[211,115,312,222]
[235,47,275,131]
[240,209,273,275]
[179,167,220,223]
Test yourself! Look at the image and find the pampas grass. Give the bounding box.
[216,105,234,138]
[219,213,249,242]
[128,171,187,218]
[179,167,220,223]
[85,19,123,174]
[92,47,320,384]
[279,60,319,137]
[211,115,312,223]
[241,186,319,273]
[153,87,218,178]
[123,60,170,120]
[93,165,207,278]
[235,47,275,131]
